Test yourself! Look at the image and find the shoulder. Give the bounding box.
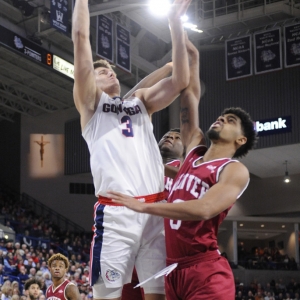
[65,283,79,300]
[220,161,249,183]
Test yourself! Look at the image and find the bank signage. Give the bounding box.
[254,116,292,136]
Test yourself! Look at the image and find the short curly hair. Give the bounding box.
[47,253,69,269]
[221,107,258,158]
[24,278,42,291]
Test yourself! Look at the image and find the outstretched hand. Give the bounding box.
[168,0,192,22]
[106,191,146,213]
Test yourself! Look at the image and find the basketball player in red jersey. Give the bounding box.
[25,278,42,300]
[46,253,81,300]
[107,37,258,299]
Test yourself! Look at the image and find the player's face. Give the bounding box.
[27,284,40,300]
[95,67,120,91]
[208,113,245,143]
[158,131,183,158]
[49,260,67,279]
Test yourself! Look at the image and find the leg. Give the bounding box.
[135,214,166,300]
[121,268,144,300]
[93,279,122,300]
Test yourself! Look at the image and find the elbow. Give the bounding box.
[196,206,215,221]
[174,75,190,92]
[200,213,212,221]
[72,29,88,43]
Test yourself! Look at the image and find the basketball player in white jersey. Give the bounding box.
[72,0,191,299]
[107,37,258,299]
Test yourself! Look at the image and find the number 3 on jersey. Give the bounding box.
[121,116,134,137]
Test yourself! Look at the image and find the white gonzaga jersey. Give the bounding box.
[82,92,164,197]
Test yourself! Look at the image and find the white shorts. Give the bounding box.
[90,201,166,294]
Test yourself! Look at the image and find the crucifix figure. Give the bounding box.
[34,135,50,167]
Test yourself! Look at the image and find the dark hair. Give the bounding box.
[24,278,42,290]
[221,107,258,158]
[169,128,180,133]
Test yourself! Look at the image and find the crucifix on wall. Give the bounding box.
[34,135,50,167]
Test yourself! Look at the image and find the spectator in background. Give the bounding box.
[68,266,76,277]
[0,251,5,265]
[22,232,32,249]
[28,268,36,279]
[254,291,264,300]
[24,258,36,274]
[0,263,9,282]
[18,266,29,286]
[13,244,20,253]
[24,278,41,300]
[11,282,20,297]
[1,282,12,300]
[30,254,38,266]
[43,273,52,289]
[5,243,14,254]
[0,242,7,253]
[284,293,291,300]
[11,295,19,300]
[4,253,17,275]
[247,290,255,300]
[235,290,244,300]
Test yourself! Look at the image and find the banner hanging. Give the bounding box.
[116,23,131,73]
[225,35,252,81]
[254,28,282,74]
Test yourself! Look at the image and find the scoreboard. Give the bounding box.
[0,25,74,79]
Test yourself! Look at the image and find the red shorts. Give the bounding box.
[121,268,145,300]
[165,255,235,300]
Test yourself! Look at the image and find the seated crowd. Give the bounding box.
[235,277,300,300]
[0,192,92,300]
[238,245,298,270]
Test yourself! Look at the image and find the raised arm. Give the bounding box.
[134,0,191,114]
[180,36,205,157]
[123,63,173,99]
[72,0,99,129]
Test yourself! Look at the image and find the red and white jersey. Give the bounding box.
[165,145,249,260]
[46,279,74,300]
[82,92,164,198]
[164,160,181,199]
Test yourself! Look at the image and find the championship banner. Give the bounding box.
[96,15,113,63]
[254,28,282,74]
[116,23,131,73]
[284,23,300,68]
[225,35,252,81]
[50,0,68,34]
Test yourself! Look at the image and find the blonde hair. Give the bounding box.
[1,284,12,296]
[47,253,69,269]
[93,59,116,74]
[11,295,19,300]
